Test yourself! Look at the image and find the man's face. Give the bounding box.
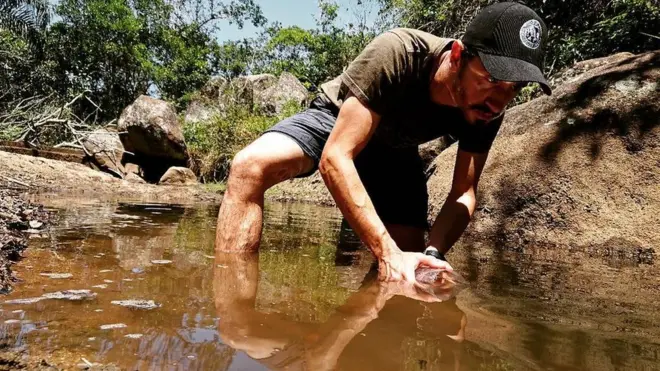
[454,56,523,125]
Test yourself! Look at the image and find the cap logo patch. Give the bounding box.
[520,19,541,49]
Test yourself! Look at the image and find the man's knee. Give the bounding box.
[227,147,271,195]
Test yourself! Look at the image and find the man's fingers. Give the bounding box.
[417,254,454,272]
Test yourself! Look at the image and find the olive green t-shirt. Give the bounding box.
[320,28,503,153]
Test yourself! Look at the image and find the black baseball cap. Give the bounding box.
[462,2,552,95]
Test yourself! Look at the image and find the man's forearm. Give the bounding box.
[319,152,397,260]
[428,191,477,254]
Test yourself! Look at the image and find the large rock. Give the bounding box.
[184,73,307,124]
[183,100,221,125]
[81,128,125,178]
[427,51,660,255]
[118,95,188,181]
[256,72,309,115]
[159,167,198,185]
[118,95,187,162]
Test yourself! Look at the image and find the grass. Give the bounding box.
[202,182,227,193]
[184,99,304,183]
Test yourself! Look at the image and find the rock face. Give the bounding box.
[118,95,188,181]
[256,72,310,115]
[81,128,125,178]
[427,51,660,255]
[159,167,198,185]
[184,73,309,124]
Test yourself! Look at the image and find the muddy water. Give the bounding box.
[1,199,659,370]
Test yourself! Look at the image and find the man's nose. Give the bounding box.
[485,99,504,115]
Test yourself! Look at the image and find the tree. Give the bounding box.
[255,0,378,89]
[378,0,660,76]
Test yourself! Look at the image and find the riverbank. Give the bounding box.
[0,187,49,294]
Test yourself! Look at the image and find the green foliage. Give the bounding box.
[184,100,303,182]
[253,0,377,89]
[378,0,660,77]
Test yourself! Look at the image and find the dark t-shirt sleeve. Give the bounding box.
[457,114,504,153]
[339,31,409,114]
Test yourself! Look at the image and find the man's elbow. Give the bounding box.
[319,148,341,181]
[450,188,478,216]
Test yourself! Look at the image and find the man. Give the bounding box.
[215,2,551,283]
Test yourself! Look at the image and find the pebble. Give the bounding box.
[91,284,108,289]
[94,309,103,312]
[100,323,127,330]
[111,300,161,310]
[4,319,20,324]
[122,279,134,282]
[40,273,73,279]
[99,270,113,273]
[28,220,43,229]
[103,280,114,283]
[151,260,172,265]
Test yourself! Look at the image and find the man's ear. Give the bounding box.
[449,40,466,72]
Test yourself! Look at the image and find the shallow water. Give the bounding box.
[1,199,659,370]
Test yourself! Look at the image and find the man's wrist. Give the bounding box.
[376,235,401,262]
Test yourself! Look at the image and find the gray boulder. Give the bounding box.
[184,100,221,125]
[159,167,198,185]
[118,95,188,162]
[81,128,125,178]
[200,76,228,100]
[256,72,309,115]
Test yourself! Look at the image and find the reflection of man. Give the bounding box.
[214,253,467,371]
[215,3,550,283]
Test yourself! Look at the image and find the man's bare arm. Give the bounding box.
[319,96,450,281]
[428,149,489,254]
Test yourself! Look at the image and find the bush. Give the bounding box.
[184,100,303,183]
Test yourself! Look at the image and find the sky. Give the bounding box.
[215,0,380,42]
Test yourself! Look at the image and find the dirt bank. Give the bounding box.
[0,151,222,205]
[0,188,49,294]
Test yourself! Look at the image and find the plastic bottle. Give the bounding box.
[414,247,467,300]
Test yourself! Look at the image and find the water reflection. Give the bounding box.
[0,200,656,370]
[214,253,467,371]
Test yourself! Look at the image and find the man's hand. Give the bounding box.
[378,238,454,283]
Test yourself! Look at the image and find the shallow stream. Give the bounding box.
[0,198,658,370]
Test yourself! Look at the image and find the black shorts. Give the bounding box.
[264,95,429,229]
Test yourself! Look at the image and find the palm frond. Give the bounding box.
[0,0,50,39]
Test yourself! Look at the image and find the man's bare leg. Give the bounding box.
[215,133,314,252]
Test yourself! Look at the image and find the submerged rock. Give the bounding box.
[100,323,127,330]
[150,260,172,265]
[4,297,44,305]
[111,299,161,310]
[42,290,97,301]
[40,273,73,279]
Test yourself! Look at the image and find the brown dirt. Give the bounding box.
[0,150,222,205]
[427,50,659,256]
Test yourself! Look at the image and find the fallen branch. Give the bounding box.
[640,31,660,40]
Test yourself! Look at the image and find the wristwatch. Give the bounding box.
[423,247,446,261]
